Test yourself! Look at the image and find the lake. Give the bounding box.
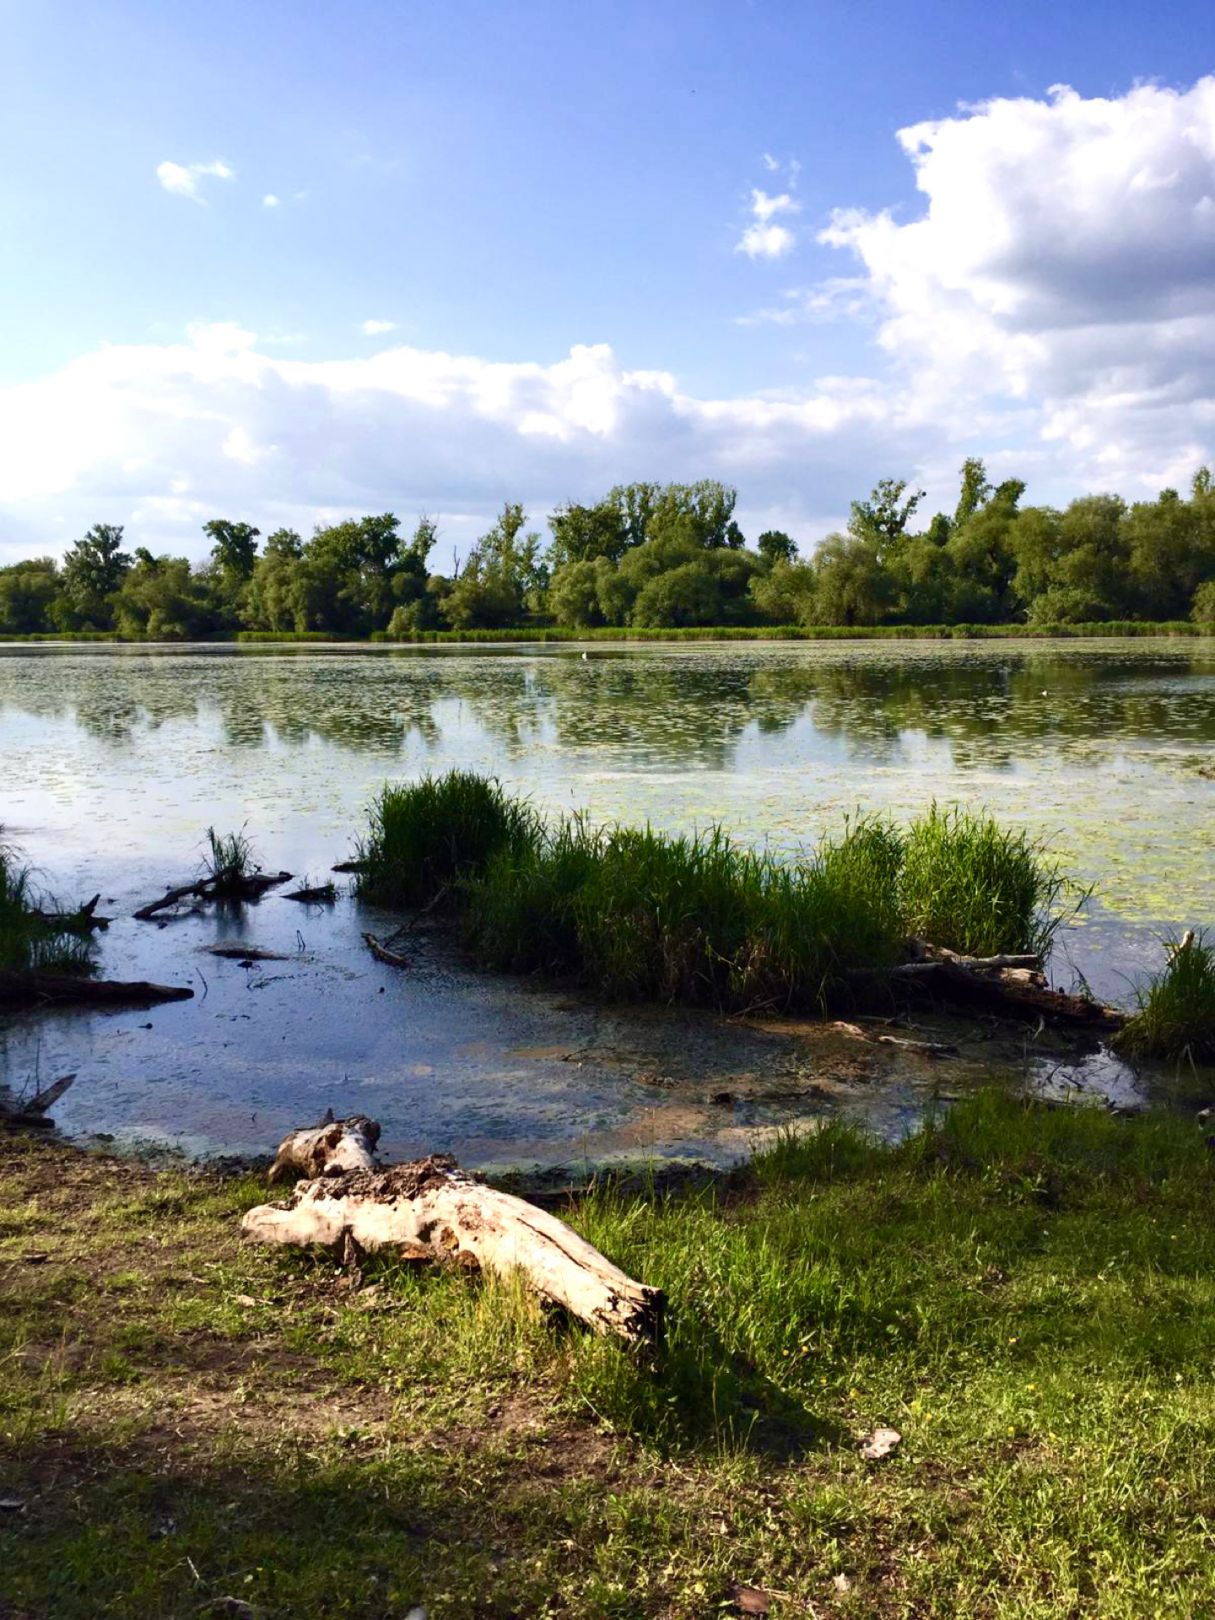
[1,639,1212,1165]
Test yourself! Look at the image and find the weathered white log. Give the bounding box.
[267,1113,381,1185]
[245,1135,664,1344]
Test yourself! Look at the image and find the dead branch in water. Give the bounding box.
[0,971,194,1010]
[134,871,292,921]
[362,932,409,967]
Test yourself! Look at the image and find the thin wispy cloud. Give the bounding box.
[262,193,280,208]
[361,318,396,335]
[155,159,235,201]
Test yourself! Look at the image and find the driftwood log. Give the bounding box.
[0,971,194,1010]
[134,871,293,921]
[244,1116,664,1345]
[0,1073,75,1130]
[854,938,1127,1031]
[31,895,111,932]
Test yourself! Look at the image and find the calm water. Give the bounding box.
[1,639,1212,1163]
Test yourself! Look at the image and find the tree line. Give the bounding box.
[2,461,1214,637]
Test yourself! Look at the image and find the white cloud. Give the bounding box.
[737,222,796,260]
[814,76,1215,490]
[155,158,235,201]
[736,184,801,259]
[361,319,397,336]
[262,193,280,208]
[761,153,780,172]
[751,188,799,223]
[0,326,928,563]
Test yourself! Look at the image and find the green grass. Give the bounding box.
[898,802,1079,959]
[355,771,542,908]
[360,773,1073,1014]
[1116,931,1215,1062]
[0,838,94,974]
[3,1094,1214,1617]
[202,826,256,893]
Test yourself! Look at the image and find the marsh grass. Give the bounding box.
[202,826,256,893]
[4,1094,1214,1618]
[0,838,94,973]
[1116,931,1215,1061]
[364,773,1073,1013]
[355,770,541,908]
[898,802,1078,958]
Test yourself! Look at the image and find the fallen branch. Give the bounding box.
[202,944,291,962]
[31,895,111,932]
[25,1073,76,1114]
[245,1118,664,1345]
[0,971,194,1010]
[134,871,293,921]
[0,1073,76,1130]
[362,932,409,968]
[331,859,368,875]
[284,883,337,903]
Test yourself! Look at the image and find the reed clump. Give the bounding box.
[0,839,94,974]
[898,802,1077,958]
[359,772,1073,1014]
[1116,931,1215,1061]
[355,771,542,908]
[202,827,256,894]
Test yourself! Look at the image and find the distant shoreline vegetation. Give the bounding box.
[0,622,1206,645]
[3,461,1215,639]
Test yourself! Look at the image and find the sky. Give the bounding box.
[1,0,1214,568]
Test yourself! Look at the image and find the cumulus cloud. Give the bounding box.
[361,318,397,336]
[156,158,235,201]
[0,327,931,563]
[813,76,1215,490]
[262,193,280,208]
[736,185,801,259]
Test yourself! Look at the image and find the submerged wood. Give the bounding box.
[134,871,293,921]
[246,1119,664,1344]
[0,971,194,1009]
[846,937,1126,1029]
[362,932,409,967]
[30,895,111,932]
[0,1073,75,1129]
[331,859,368,874]
[284,882,337,903]
[202,943,291,962]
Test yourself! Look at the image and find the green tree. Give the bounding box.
[113,551,210,639]
[756,530,797,566]
[0,559,60,633]
[59,523,131,629]
[848,478,925,554]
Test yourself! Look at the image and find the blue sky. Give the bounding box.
[2,0,1214,564]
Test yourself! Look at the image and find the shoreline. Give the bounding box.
[0,620,1210,647]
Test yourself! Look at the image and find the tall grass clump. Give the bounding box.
[0,839,94,974]
[202,826,255,893]
[898,803,1074,958]
[1116,932,1215,1061]
[464,812,907,1013]
[361,774,1087,1014]
[356,771,541,908]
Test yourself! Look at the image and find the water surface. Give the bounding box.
[1,639,1211,1162]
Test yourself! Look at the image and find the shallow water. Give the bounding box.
[1,639,1212,1164]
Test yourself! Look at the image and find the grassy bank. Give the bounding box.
[0,621,1208,646]
[0,842,94,974]
[368,621,1206,644]
[3,1094,1213,1617]
[356,775,1069,1015]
